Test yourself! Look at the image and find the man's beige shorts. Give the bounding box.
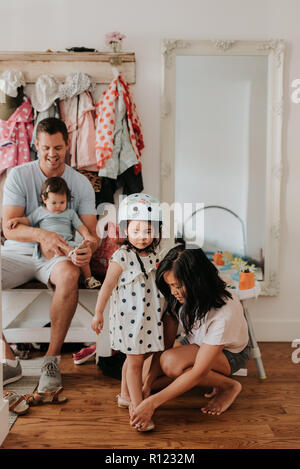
[1,246,71,289]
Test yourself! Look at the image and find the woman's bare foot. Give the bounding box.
[204,387,218,399]
[201,380,242,415]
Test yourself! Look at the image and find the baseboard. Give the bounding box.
[0,399,9,446]
[253,319,300,342]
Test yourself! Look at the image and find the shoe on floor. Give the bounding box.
[38,356,62,393]
[73,344,96,365]
[117,394,130,409]
[2,359,22,386]
[3,390,29,415]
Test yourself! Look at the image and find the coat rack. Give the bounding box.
[0,51,136,84]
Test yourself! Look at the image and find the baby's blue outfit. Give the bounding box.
[28,206,83,258]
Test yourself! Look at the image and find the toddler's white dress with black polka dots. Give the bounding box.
[109,246,164,355]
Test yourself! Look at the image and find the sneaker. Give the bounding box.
[73,344,96,365]
[38,356,62,393]
[2,359,22,386]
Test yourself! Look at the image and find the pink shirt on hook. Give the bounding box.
[0,95,34,174]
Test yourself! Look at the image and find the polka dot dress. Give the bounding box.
[109,246,164,355]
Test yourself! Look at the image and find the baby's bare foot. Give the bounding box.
[201,381,242,415]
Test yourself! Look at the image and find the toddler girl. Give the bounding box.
[7,176,101,289]
[91,193,165,431]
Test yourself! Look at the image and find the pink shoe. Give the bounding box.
[73,344,96,365]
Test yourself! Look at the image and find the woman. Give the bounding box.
[130,244,250,431]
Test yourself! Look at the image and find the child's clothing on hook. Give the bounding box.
[109,246,164,355]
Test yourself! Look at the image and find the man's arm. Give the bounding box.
[3,205,40,242]
[67,214,99,268]
[6,215,31,231]
[2,205,69,257]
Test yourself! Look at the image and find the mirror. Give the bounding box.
[160,40,284,295]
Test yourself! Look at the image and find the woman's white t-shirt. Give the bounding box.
[183,291,249,353]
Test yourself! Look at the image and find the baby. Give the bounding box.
[7,176,101,289]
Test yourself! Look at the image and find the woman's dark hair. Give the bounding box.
[119,220,162,254]
[36,117,69,144]
[41,177,72,204]
[156,244,232,334]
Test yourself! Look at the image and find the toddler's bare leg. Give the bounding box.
[126,354,144,408]
[120,358,130,402]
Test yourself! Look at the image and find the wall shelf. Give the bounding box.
[0,51,136,84]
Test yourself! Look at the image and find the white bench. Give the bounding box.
[2,283,111,360]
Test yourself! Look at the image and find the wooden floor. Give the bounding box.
[2,342,300,449]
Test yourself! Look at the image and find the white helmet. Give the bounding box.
[118,193,162,225]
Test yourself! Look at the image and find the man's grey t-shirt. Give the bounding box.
[3,160,96,251]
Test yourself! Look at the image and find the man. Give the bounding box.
[1,117,99,396]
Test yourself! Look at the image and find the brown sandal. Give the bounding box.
[3,390,30,415]
[25,386,67,406]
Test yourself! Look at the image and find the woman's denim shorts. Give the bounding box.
[180,336,251,375]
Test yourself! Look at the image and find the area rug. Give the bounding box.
[3,357,43,429]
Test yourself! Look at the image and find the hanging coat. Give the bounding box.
[31,100,61,157]
[59,91,97,171]
[95,74,144,177]
[0,95,34,174]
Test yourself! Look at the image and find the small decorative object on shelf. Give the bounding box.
[231,257,257,276]
[213,251,224,266]
[239,269,255,290]
[231,256,258,289]
[105,31,127,53]
[223,250,233,265]
[231,257,249,273]
[66,47,98,52]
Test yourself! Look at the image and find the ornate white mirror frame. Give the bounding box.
[160,39,284,296]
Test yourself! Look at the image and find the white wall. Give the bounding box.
[1,0,300,340]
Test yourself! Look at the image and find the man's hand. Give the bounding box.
[39,230,69,259]
[83,234,99,253]
[69,239,92,267]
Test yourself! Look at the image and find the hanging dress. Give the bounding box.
[0,95,34,174]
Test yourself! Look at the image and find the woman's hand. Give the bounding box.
[130,397,155,431]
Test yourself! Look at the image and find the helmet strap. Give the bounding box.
[134,251,149,280]
[126,241,153,279]
[127,240,155,254]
